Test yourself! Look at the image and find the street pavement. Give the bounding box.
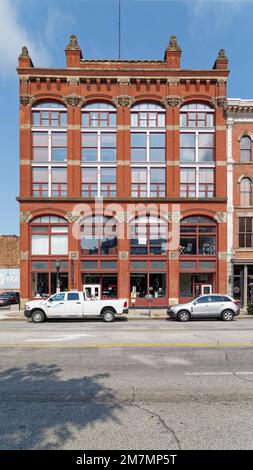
[0,319,253,450]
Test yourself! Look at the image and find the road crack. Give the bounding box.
[129,386,181,450]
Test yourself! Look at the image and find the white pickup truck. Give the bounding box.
[24,291,128,323]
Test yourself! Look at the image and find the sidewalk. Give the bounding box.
[0,308,252,321]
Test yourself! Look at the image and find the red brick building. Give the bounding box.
[227,99,253,311]
[17,35,229,307]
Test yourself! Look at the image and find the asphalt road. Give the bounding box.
[0,319,253,450]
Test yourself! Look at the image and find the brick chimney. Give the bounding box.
[213,49,228,70]
[164,35,181,69]
[18,46,34,69]
[65,34,83,68]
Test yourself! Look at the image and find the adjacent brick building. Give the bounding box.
[227,99,253,311]
[0,235,20,291]
[17,35,229,307]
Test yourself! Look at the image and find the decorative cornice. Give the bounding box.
[112,95,136,108]
[161,96,184,107]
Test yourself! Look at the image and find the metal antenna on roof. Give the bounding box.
[118,0,121,59]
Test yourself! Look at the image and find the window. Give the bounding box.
[180,216,217,256]
[81,167,116,197]
[131,103,165,128]
[239,217,253,248]
[180,168,214,198]
[130,273,166,298]
[131,103,166,198]
[31,216,68,255]
[82,102,116,128]
[240,136,251,163]
[81,102,117,197]
[80,215,117,255]
[196,296,210,304]
[32,102,67,198]
[50,293,65,302]
[180,103,215,199]
[32,167,67,197]
[32,101,67,128]
[180,133,214,162]
[130,216,168,255]
[240,178,251,206]
[180,103,214,128]
[67,292,79,301]
[131,167,165,197]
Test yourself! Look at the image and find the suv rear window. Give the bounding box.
[222,296,232,302]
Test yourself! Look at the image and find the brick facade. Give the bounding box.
[227,100,253,311]
[17,35,229,307]
[0,236,20,268]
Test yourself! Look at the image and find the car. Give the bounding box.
[24,291,129,323]
[167,294,240,322]
[0,293,12,307]
[1,292,20,304]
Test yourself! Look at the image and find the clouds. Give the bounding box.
[0,0,75,79]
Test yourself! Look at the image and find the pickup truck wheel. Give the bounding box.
[102,310,115,323]
[177,310,190,322]
[31,310,46,323]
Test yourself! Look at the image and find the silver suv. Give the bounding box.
[167,294,240,322]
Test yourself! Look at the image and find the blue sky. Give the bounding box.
[0,0,253,235]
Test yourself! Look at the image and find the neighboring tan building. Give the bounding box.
[0,235,20,292]
[17,34,229,307]
[227,99,253,311]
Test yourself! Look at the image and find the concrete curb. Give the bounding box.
[0,313,253,321]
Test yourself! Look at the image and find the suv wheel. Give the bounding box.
[31,310,46,323]
[221,310,234,322]
[177,310,190,322]
[102,310,115,323]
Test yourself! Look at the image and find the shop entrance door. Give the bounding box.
[83,284,101,300]
[195,284,212,297]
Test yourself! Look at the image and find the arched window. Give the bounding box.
[180,216,216,256]
[81,102,117,197]
[31,216,68,255]
[32,101,67,127]
[180,103,215,198]
[240,177,251,206]
[80,215,117,255]
[130,103,166,197]
[30,215,69,297]
[129,215,168,302]
[32,101,67,198]
[80,215,118,299]
[240,136,251,162]
[131,102,165,128]
[179,216,217,299]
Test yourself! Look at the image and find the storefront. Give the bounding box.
[179,216,217,302]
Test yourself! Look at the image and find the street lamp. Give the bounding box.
[56,259,60,293]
